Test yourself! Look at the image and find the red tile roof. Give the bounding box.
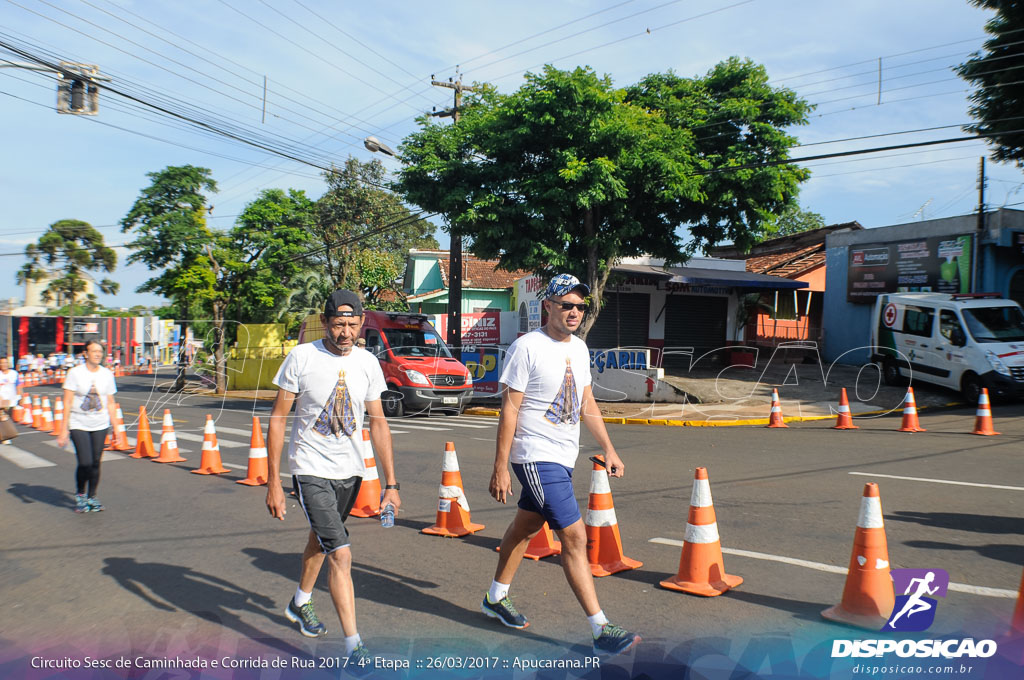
[437,256,529,290]
[745,243,825,278]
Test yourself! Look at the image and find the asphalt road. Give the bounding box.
[1,375,1021,679]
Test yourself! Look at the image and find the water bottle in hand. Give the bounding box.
[380,503,395,528]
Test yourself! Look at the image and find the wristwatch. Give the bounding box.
[384,483,400,490]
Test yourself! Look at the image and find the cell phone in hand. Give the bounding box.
[589,455,616,474]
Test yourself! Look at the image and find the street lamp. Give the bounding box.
[364,136,463,361]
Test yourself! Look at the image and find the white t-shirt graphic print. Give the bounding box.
[499,328,593,468]
[63,364,116,431]
[273,341,386,480]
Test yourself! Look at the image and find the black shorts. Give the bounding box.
[293,475,362,553]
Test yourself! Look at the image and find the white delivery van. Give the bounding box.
[871,292,1024,402]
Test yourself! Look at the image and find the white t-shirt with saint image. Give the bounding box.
[273,340,386,480]
[499,327,593,469]
[63,364,116,431]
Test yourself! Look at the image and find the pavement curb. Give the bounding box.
[464,401,963,427]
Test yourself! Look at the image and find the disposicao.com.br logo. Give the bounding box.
[832,568,998,659]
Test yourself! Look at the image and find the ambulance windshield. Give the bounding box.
[961,306,1024,343]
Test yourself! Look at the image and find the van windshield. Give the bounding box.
[382,329,453,358]
[961,306,1024,343]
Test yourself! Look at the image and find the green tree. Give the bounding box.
[957,1,1024,166]
[397,61,810,338]
[18,219,119,352]
[315,157,437,300]
[121,165,217,391]
[760,204,826,240]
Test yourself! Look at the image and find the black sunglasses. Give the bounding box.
[556,302,588,312]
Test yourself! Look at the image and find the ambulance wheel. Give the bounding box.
[382,390,404,418]
[960,373,981,405]
[882,358,906,386]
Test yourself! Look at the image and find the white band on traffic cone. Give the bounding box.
[586,507,618,527]
[590,468,611,494]
[684,521,720,544]
[857,496,884,529]
[442,450,460,472]
[362,462,380,481]
[690,478,713,508]
[248,447,268,459]
[439,484,470,512]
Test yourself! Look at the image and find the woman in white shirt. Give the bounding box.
[58,340,118,513]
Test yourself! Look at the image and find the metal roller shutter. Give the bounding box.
[663,295,728,362]
[585,293,650,349]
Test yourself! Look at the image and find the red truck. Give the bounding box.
[300,311,473,416]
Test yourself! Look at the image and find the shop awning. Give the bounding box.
[613,264,808,290]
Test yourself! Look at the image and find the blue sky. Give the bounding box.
[1,0,1019,308]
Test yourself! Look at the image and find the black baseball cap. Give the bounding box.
[323,289,363,317]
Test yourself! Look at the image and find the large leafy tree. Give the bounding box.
[396,60,811,338]
[121,165,217,391]
[958,1,1024,166]
[315,156,437,300]
[18,219,119,352]
[759,204,826,241]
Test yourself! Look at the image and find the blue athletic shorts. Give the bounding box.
[511,462,581,530]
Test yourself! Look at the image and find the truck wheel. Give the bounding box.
[382,390,404,418]
[882,358,905,386]
[961,373,982,405]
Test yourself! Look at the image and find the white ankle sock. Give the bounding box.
[587,611,609,638]
[344,634,362,655]
[487,580,510,603]
[293,587,312,607]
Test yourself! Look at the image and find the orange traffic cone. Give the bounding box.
[153,409,186,463]
[525,523,563,560]
[660,466,742,596]
[131,406,157,458]
[19,395,33,426]
[898,387,926,432]
[31,396,42,430]
[494,521,563,560]
[111,404,131,450]
[192,415,229,474]
[12,394,25,423]
[51,398,63,436]
[40,397,54,433]
[350,429,382,517]
[821,482,895,629]
[767,388,788,428]
[422,442,484,537]
[833,387,859,430]
[585,455,642,577]
[236,416,269,486]
[971,388,999,436]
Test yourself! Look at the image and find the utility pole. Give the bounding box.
[974,156,986,292]
[430,69,474,361]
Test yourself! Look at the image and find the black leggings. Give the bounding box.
[70,428,108,497]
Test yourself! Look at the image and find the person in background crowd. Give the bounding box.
[0,356,22,445]
[58,340,118,513]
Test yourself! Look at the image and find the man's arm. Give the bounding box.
[265,389,296,520]
[489,386,524,503]
[366,399,401,511]
[580,385,624,477]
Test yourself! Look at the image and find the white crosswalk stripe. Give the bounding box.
[1,445,56,468]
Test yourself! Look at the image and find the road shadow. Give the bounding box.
[101,556,306,657]
[888,511,1024,535]
[902,540,1024,567]
[241,547,567,645]
[723,589,827,624]
[7,483,75,509]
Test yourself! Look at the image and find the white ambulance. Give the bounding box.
[870,292,1024,402]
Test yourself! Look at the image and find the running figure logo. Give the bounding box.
[884,568,949,632]
[81,384,103,412]
[313,369,356,437]
[544,357,580,425]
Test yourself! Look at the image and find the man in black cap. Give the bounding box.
[266,289,401,668]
